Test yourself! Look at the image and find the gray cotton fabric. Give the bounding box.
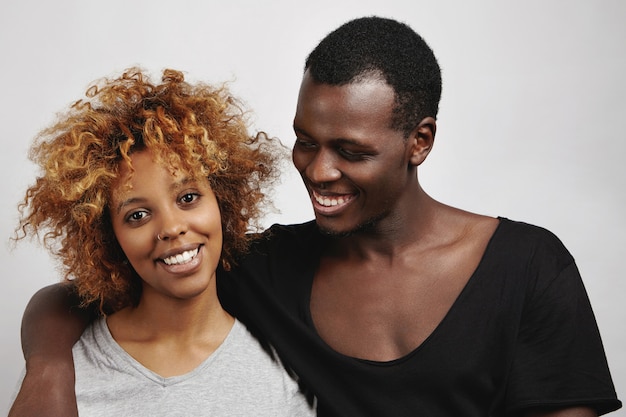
[72,317,315,417]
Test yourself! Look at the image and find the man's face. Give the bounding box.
[292,71,418,237]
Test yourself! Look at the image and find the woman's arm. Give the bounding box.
[8,283,94,417]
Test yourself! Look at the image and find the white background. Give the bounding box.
[1,0,624,414]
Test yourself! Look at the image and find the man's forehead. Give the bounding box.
[296,75,395,125]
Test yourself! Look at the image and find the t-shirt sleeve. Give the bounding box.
[505,257,621,415]
[216,263,240,316]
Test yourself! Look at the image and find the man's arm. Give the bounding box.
[8,283,93,417]
[526,406,597,417]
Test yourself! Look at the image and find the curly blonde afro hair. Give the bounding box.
[16,68,280,313]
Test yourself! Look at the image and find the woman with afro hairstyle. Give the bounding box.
[10,68,314,417]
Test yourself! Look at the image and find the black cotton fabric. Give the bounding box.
[217,218,621,417]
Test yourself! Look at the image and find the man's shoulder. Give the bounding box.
[236,220,322,265]
[496,217,566,248]
[491,217,574,267]
[253,220,320,248]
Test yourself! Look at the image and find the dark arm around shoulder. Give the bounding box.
[524,406,597,417]
[8,283,96,417]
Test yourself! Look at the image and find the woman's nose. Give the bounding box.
[157,208,187,241]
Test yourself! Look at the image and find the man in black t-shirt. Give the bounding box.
[9,16,622,417]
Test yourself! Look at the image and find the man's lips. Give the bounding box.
[311,190,355,213]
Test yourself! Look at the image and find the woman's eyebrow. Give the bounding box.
[114,174,198,214]
[115,196,147,214]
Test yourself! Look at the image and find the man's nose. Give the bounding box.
[305,149,341,184]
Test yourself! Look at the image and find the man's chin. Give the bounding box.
[317,226,354,238]
[315,216,381,238]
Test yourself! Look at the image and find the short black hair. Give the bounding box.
[305,16,442,136]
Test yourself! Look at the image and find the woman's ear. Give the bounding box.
[407,117,436,166]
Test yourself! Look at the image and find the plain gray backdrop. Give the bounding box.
[1,0,624,414]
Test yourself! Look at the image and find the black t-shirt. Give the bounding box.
[217,218,621,416]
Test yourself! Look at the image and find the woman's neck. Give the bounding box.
[105,285,234,377]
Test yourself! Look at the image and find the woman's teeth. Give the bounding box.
[163,248,198,265]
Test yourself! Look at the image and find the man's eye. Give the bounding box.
[339,147,366,160]
[295,139,316,149]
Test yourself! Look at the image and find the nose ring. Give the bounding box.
[157,234,163,241]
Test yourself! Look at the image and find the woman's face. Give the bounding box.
[109,150,223,302]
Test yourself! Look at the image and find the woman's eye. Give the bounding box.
[127,210,147,223]
[180,193,199,204]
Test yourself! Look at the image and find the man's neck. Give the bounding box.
[322,190,446,260]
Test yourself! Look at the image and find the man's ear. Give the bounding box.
[407,117,436,166]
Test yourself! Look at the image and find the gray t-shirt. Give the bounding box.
[72,317,314,416]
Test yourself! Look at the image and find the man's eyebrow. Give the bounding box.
[293,126,309,137]
[294,127,370,148]
[334,137,371,147]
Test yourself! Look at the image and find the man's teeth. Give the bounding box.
[163,248,198,265]
[314,193,347,207]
